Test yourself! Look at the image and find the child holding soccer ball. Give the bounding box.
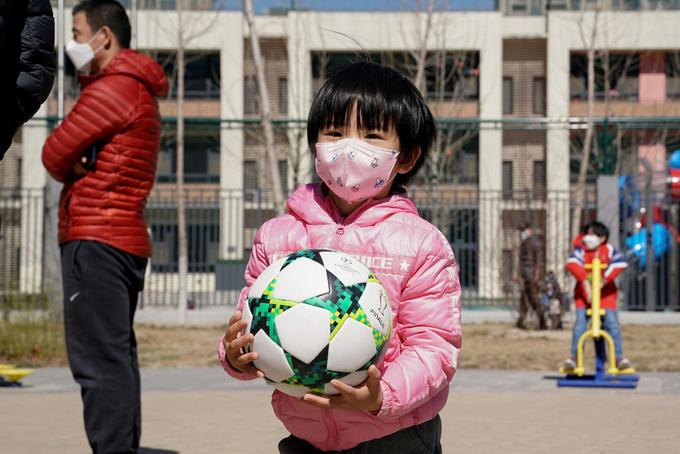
[218,62,461,453]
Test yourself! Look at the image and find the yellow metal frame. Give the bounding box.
[563,258,636,377]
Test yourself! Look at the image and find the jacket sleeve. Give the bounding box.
[565,247,587,281]
[42,76,133,182]
[16,0,55,124]
[603,245,627,284]
[377,231,462,418]
[217,225,271,380]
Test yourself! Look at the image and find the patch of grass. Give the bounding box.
[0,321,66,367]
[2,321,679,372]
[461,323,680,372]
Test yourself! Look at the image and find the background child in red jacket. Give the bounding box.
[563,221,632,371]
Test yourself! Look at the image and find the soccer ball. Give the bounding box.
[243,249,392,397]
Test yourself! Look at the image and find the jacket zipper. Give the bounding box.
[63,194,72,236]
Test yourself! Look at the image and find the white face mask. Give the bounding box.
[582,234,602,250]
[520,231,529,241]
[66,29,104,73]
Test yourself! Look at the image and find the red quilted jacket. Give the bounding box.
[42,49,168,258]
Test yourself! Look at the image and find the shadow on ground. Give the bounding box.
[139,448,179,454]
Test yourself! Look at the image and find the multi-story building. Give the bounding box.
[3,1,680,303]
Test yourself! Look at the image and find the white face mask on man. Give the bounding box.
[65,29,104,73]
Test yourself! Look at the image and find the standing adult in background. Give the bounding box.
[41,1,168,452]
[517,222,547,330]
[0,0,55,160]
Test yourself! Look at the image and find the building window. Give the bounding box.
[278,160,288,192]
[533,160,546,198]
[148,208,220,273]
[503,77,513,115]
[152,51,220,99]
[569,53,640,101]
[279,78,288,114]
[532,77,546,115]
[311,51,480,102]
[424,52,480,101]
[244,77,258,115]
[157,124,220,184]
[244,160,258,191]
[502,160,513,199]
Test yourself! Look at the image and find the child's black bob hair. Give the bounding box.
[584,221,610,240]
[307,61,436,187]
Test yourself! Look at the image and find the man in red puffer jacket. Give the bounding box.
[41,1,167,452]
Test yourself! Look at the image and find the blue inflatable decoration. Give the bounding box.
[625,223,671,268]
[670,149,680,170]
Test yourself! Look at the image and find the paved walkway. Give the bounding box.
[2,368,679,453]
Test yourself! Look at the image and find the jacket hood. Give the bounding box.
[80,49,169,97]
[286,183,419,227]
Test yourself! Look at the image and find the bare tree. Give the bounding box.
[571,3,602,240]
[412,0,436,93]
[176,0,188,324]
[244,0,285,214]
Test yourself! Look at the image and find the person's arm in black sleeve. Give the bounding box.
[15,0,55,123]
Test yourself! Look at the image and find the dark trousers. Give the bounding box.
[61,240,147,454]
[279,415,442,454]
[518,279,546,330]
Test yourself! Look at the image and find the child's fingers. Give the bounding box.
[366,365,382,394]
[328,379,357,397]
[235,351,259,365]
[302,393,342,409]
[225,319,247,342]
[228,311,242,326]
[227,332,254,352]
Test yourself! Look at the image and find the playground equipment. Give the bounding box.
[0,364,34,387]
[557,258,640,389]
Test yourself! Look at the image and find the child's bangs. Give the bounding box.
[319,88,399,134]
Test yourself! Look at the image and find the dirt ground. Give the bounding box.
[4,322,680,371]
[136,322,680,371]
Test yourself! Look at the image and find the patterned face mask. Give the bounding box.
[315,138,400,203]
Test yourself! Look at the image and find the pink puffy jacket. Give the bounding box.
[218,183,462,451]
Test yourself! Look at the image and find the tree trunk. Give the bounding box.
[413,0,436,93]
[244,0,285,214]
[571,7,600,240]
[176,0,188,324]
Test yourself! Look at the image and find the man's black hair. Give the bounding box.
[307,61,436,186]
[586,221,609,240]
[73,0,131,49]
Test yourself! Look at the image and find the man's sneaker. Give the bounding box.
[562,358,576,371]
[616,358,632,370]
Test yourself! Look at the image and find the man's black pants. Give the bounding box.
[61,240,147,454]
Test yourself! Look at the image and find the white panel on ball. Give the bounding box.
[327,317,377,373]
[319,251,370,287]
[252,330,295,382]
[273,382,311,398]
[272,257,329,301]
[275,304,330,364]
[323,370,369,395]
[248,257,287,299]
[358,281,392,336]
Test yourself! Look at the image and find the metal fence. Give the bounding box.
[2,185,678,311]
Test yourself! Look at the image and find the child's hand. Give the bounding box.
[302,365,383,413]
[582,280,592,302]
[223,311,264,378]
